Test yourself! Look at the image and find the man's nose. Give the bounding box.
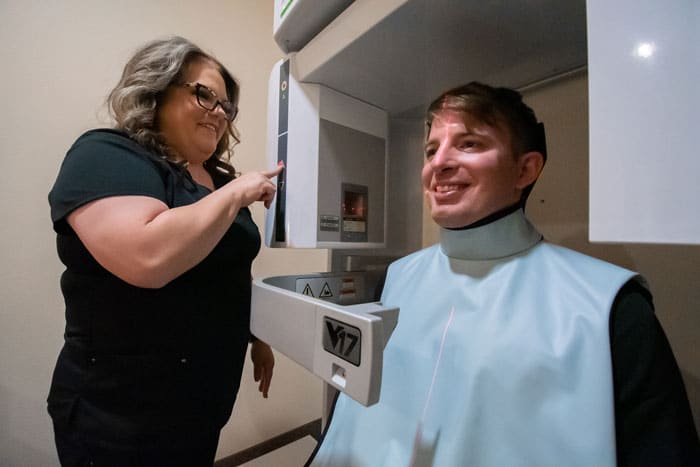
[430,146,457,170]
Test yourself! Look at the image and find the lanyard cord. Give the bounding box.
[410,306,456,467]
[421,305,456,422]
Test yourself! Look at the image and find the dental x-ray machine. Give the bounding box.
[251,0,635,409]
[250,0,399,407]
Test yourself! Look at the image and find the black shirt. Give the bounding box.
[47,129,260,444]
[611,281,700,466]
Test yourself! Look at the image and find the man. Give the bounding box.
[308,82,699,466]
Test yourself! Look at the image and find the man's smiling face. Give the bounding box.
[421,109,527,228]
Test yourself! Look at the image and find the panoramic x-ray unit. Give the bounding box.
[251,0,627,410]
[250,0,398,407]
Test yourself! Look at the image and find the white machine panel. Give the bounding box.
[251,274,398,406]
[588,0,700,243]
[273,0,354,53]
[265,56,388,249]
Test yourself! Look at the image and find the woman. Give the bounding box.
[47,36,282,466]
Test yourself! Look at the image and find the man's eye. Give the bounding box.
[460,140,479,150]
[425,148,436,159]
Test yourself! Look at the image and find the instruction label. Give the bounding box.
[320,215,340,232]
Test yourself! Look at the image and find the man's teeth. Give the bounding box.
[436,185,462,193]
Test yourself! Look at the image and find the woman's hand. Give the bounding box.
[251,339,275,398]
[229,164,283,208]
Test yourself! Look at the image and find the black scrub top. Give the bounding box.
[47,129,261,444]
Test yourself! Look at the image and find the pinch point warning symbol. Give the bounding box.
[319,282,333,298]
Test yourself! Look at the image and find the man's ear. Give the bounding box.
[515,151,545,190]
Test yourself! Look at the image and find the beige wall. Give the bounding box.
[423,74,700,428]
[0,1,326,465]
[526,75,700,429]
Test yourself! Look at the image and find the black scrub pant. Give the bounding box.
[54,425,221,467]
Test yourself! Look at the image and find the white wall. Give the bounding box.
[0,1,327,465]
[587,0,700,244]
[422,74,700,429]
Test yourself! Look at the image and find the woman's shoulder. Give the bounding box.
[70,128,148,156]
[50,129,176,224]
[76,127,129,140]
[66,128,176,174]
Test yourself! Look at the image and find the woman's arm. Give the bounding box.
[68,167,282,288]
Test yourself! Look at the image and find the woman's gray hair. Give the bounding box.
[107,36,240,178]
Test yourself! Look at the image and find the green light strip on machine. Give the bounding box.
[280,0,294,17]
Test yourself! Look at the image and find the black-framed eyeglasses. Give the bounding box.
[182,82,238,121]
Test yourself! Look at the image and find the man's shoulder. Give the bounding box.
[533,241,644,292]
[388,243,441,272]
[535,242,632,273]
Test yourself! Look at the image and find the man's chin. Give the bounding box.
[432,212,467,229]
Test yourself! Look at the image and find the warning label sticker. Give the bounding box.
[295,275,365,303]
[296,278,338,302]
[301,283,314,297]
[319,282,333,298]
